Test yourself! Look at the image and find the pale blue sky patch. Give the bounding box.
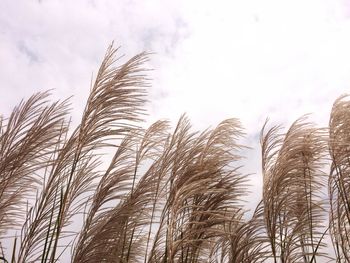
[17,41,40,63]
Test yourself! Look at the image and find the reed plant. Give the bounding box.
[0,45,349,262]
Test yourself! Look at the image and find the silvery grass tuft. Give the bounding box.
[0,44,350,262]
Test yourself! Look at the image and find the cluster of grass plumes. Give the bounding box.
[0,45,350,263]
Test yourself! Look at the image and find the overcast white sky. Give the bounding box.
[1,0,350,206]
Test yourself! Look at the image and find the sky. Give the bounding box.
[1,0,350,209]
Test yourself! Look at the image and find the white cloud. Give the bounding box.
[149,0,350,131]
[0,0,188,120]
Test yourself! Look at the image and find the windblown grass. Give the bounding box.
[0,44,349,262]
